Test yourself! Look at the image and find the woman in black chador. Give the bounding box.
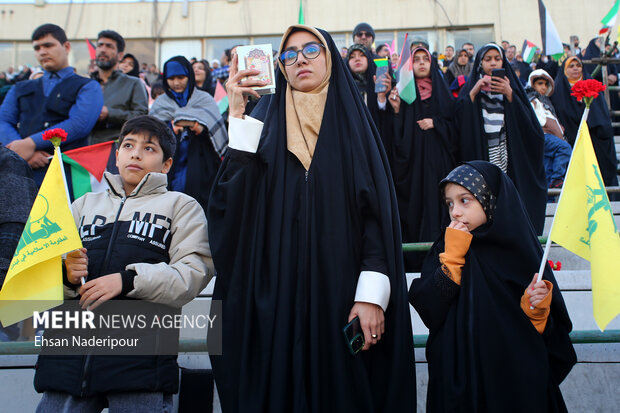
[207,25,416,413]
[551,56,619,189]
[455,43,547,234]
[410,161,576,413]
[345,43,395,165]
[388,47,456,271]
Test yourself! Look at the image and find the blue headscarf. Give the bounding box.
[163,57,193,107]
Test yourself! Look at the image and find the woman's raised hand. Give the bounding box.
[374,73,392,103]
[490,76,513,102]
[227,53,268,119]
[388,88,401,114]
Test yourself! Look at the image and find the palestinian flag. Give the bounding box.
[62,141,117,201]
[522,40,538,63]
[600,0,620,36]
[86,39,96,60]
[395,33,416,104]
[214,81,229,115]
[538,0,564,59]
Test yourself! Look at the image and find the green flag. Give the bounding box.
[298,0,305,24]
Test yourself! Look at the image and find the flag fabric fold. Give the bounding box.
[538,0,564,59]
[600,0,620,36]
[522,40,538,63]
[298,0,304,24]
[0,148,82,326]
[62,141,116,201]
[395,33,416,104]
[214,81,229,115]
[550,122,620,331]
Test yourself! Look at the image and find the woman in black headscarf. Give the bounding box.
[552,56,619,189]
[388,47,456,271]
[455,43,547,234]
[207,25,416,413]
[345,43,395,163]
[150,56,228,211]
[444,48,473,87]
[410,161,576,413]
[119,53,140,78]
[192,59,215,96]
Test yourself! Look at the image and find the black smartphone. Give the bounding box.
[343,316,365,355]
[491,68,506,78]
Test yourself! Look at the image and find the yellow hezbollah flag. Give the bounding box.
[550,123,620,331]
[0,149,82,326]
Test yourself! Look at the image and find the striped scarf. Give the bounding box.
[479,90,508,173]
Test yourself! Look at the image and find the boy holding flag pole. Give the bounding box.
[0,128,82,327]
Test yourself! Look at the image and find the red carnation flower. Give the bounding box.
[570,79,606,106]
[42,128,68,147]
[42,128,68,142]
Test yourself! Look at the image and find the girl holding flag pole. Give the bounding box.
[409,160,576,412]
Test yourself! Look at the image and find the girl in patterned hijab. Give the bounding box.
[410,160,576,413]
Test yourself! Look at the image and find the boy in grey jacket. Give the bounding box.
[34,115,213,412]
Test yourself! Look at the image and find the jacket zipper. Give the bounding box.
[80,195,127,397]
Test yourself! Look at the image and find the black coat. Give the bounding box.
[551,59,619,187]
[392,57,456,271]
[455,44,547,234]
[207,28,416,413]
[410,161,576,413]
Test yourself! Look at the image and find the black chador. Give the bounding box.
[391,49,456,271]
[207,26,416,413]
[551,56,619,189]
[410,161,576,413]
[347,44,396,166]
[455,44,547,234]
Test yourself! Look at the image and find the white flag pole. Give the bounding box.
[536,107,590,284]
[54,140,86,287]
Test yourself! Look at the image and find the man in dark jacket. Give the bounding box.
[0,24,102,184]
[89,30,148,144]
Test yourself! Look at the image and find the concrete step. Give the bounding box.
[546,245,590,270]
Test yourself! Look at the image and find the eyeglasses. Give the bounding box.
[279,43,325,66]
[355,32,372,38]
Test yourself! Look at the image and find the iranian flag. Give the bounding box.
[600,0,620,36]
[395,33,416,104]
[214,81,229,115]
[62,141,117,201]
[522,40,538,63]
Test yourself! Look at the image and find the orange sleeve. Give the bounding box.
[520,280,554,334]
[439,227,473,285]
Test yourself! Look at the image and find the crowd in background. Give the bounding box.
[0,19,612,413]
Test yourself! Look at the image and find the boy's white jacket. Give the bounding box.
[66,172,214,307]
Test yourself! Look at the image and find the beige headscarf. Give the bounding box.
[278,25,332,170]
[564,56,583,86]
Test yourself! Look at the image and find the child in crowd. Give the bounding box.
[409,161,576,412]
[34,115,213,412]
[526,69,572,188]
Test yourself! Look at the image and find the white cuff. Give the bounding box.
[354,270,391,311]
[377,98,387,110]
[228,115,264,153]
